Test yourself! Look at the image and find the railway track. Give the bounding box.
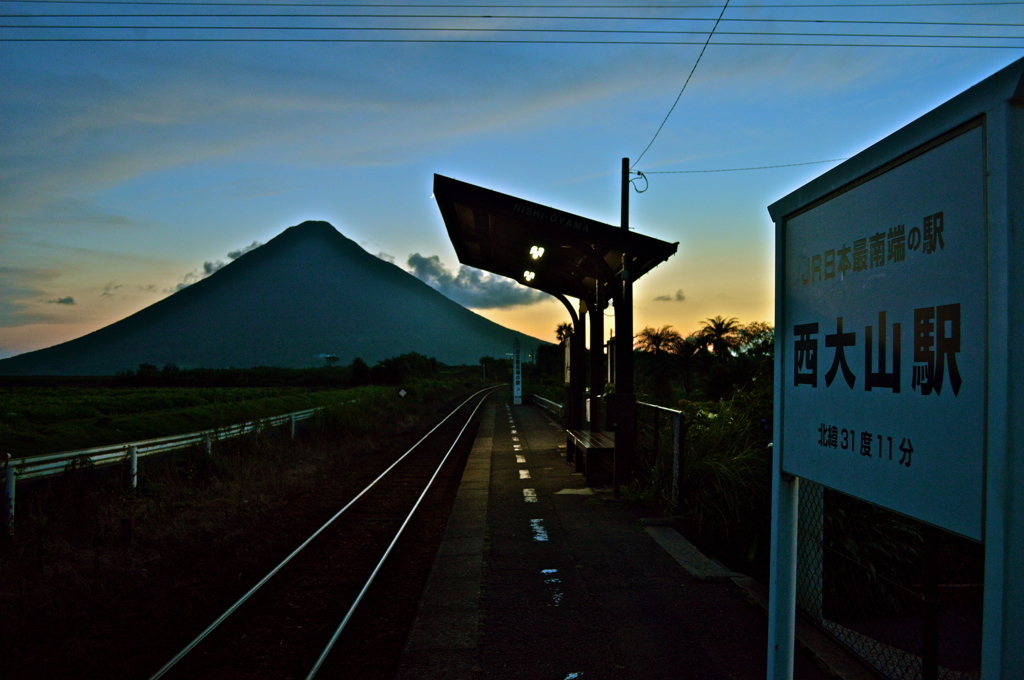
[146,386,498,680]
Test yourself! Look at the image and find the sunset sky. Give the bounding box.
[2,1,1021,360]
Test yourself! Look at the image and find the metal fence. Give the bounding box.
[531,394,564,418]
[633,401,686,508]
[630,398,985,680]
[797,480,984,680]
[3,407,320,537]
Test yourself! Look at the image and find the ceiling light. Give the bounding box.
[523,271,536,282]
[530,246,545,260]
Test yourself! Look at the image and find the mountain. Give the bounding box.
[0,221,549,375]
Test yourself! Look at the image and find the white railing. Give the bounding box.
[531,394,564,416]
[3,407,321,537]
[636,401,686,507]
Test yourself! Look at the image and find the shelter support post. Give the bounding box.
[570,306,586,431]
[588,284,605,432]
[554,293,586,433]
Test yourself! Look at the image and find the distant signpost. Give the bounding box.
[512,338,522,406]
[767,57,1023,680]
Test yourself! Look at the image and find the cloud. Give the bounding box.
[171,240,263,291]
[654,289,686,303]
[172,261,223,292]
[101,281,125,298]
[407,253,546,309]
[375,252,396,264]
[48,296,76,305]
[227,241,262,260]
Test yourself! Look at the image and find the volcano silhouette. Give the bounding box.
[0,221,548,375]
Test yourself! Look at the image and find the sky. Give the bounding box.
[1,1,1022,360]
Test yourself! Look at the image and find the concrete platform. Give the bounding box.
[397,400,873,680]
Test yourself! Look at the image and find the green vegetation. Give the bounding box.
[1,385,354,458]
[0,353,476,458]
[626,317,775,575]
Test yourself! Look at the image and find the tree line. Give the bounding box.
[556,315,774,404]
[634,316,773,402]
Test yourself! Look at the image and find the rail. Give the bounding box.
[147,387,496,680]
[3,407,321,537]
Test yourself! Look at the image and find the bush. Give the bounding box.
[628,384,773,576]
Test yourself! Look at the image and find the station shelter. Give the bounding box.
[432,173,677,493]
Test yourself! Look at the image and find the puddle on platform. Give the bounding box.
[516,455,526,463]
[519,469,531,479]
[541,569,564,606]
[523,488,538,502]
[530,518,549,541]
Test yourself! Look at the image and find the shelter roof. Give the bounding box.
[433,174,678,303]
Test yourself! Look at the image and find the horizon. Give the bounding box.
[2,2,1022,359]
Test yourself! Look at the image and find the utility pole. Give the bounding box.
[613,157,636,497]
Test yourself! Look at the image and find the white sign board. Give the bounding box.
[781,123,986,540]
[768,57,1024,680]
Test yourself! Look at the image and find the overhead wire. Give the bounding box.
[4,37,1021,44]
[3,24,1019,40]
[4,0,1023,6]
[1,2,1016,187]
[2,10,1023,25]
[643,158,850,173]
[631,0,731,169]
[3,1,1020,45]
[2,20,1015,40]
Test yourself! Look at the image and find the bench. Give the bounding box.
[566,429,615,487]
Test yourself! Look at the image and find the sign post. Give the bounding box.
[512,338,522,406]
[767,57,1023,679]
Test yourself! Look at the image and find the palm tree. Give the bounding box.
[670,335,702,396]
[635,325,682,358]
[555,322,573,344]
[636,325,683,402]
[699,316,743,362]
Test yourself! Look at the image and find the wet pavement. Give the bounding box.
[397,399,865,680]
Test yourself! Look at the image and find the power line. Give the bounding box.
[3,0,1023,6]
[5,24,1020,40]
[642,158,849,173]
[632,0,730,169]
[3,36,1021,45]
[4,12,1023,27]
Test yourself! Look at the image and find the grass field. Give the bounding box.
[0,383,441,458]
[0,375,493,679]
